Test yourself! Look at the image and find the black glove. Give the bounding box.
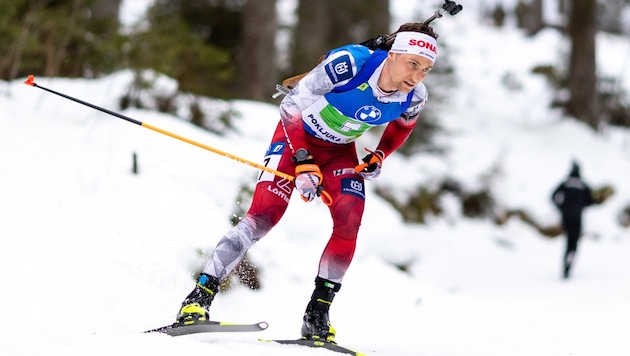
[354,149,384,180]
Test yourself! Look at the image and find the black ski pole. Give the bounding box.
[23,74,333,206]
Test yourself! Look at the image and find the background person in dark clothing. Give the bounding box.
[551,161,594,279]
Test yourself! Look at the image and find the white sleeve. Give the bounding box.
[281,49,360,111]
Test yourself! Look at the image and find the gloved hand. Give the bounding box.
[354,148,384,180]
[293,149,324,202]
[295,163,323,202]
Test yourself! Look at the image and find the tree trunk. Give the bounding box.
[291,0,389,74]
[566,0,599,129]
[7,13,36,81]
[524,0,545,35]
[92,0,120,20]
[329,0,389,46]
[49,0,82,78]
[238,0,278,102]
[291,0,331,74]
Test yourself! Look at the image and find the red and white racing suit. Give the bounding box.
[202,45,428,283]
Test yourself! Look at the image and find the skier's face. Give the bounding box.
[381,52,433,93]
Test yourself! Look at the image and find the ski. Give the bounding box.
[145,320,268,336]
[260,338,365,356]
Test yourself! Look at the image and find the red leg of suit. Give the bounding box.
[246,122,366,283]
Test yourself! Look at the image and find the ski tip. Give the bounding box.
[258,321,269,330]
[24,74,36,86]
[144,323,176,334]
[260,338,365,356]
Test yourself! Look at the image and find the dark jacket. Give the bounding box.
[551,165,593,218]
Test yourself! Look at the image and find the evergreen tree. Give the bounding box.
[0,0,121,80]
[128,0,238,98]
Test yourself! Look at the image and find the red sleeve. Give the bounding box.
[375,116,418,158]
[279,106,309,155]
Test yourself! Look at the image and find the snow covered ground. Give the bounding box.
[2,3,630,356]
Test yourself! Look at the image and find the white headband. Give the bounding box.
[390,32,438,64]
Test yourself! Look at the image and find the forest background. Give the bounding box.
[2,0,630,131]
[2,0,630,228]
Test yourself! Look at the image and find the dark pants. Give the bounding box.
[561,215,582,277]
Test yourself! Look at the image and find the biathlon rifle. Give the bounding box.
[272,0,463,98]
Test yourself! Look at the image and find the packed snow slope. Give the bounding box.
[2,6,630,356]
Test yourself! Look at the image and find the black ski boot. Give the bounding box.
[301,276,341,342]
[176,273,220,325]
